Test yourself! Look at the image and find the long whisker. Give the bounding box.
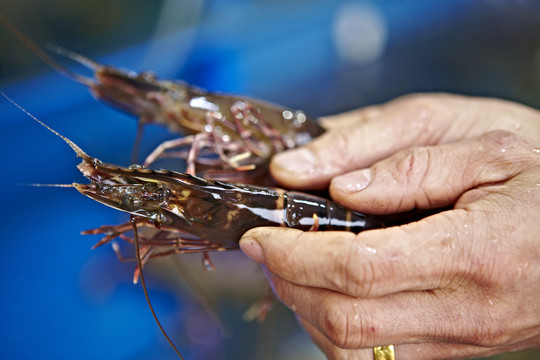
[131,216,185,359]
[46,44,102,71]
[0,13,95,87]
[19,183,77,188]
[0,91,92,161]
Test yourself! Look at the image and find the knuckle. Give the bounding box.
[320,305,359,349]
[482,130,523,153]
[392,93,442,110]
[482,130,535,160]
[392,147,429,184]
[389,93,463,143]
[320,302,376,349]
[323,311,350,348]
[318,129,363,166]
[475,130,539,181]
[327,236,391,298]
[390,93,441,120]
[465,316,509,347]
[341,256,378,298]
[378,147,433,206]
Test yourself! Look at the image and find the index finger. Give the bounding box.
[270,93,540,190]
[270,94,454,189]
[239,209,471,298]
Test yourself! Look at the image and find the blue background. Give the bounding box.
[1,1,540,359]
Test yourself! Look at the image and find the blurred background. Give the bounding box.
[1,0,540,359]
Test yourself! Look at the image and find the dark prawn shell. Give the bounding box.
[75,158,382,252]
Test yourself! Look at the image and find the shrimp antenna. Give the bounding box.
[0,13,94,87]
[130,216,185,359]
[0,91,92,161]
[21,183,76,188]
[46,44,102,71]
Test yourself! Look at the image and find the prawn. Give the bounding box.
[0,13,325,182]
[61,51,325,182]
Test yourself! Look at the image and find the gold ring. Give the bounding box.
[373,345,395,360]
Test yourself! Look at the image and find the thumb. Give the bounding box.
[270,118,414,190]
[330,131,534,214]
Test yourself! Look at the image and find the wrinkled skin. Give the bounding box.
[239,94,540,359]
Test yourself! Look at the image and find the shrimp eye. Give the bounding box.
[122,194,143,211]
[157,212,172,225]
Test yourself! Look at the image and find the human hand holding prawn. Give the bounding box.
[239,93,540,359]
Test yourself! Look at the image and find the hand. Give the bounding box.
[239,94,540,359]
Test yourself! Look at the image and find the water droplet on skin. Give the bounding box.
[365,246,377,254]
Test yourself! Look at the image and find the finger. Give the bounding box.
[271,93,540,190]
[297,318,501,360]
[330,130,537,214]
[271,95,440,190]
[270,93,462,189]
[240,209,471,298]
[269,273,445,348]
[271,272,518,353]
[298,317,371,359]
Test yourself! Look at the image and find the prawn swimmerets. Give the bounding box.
[0,13,325,182]
[2,92,382,358]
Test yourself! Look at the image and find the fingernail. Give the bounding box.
[239,237,263,263]
[272,148,318,174]
[332,168,371,192]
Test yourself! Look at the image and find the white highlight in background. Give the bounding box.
[333,2,388,65]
